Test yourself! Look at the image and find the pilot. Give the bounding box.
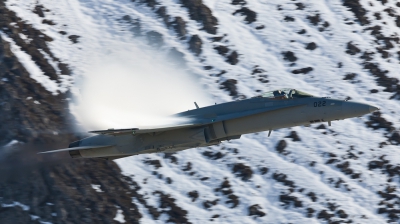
[273,90,287,99]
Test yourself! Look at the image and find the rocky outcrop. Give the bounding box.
[179,0,218,34]
[0,157,143,223]
[220,79,238,97]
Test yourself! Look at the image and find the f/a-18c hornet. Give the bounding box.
[40,88,379,160]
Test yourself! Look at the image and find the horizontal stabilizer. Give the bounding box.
[38,145,114,154]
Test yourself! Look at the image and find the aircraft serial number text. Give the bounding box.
[313,101,326,107]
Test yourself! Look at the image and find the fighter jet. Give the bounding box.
[40,88,379,160]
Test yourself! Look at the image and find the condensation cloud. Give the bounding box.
[70,41,211,131]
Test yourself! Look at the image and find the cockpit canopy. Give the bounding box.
[261,88,313,99]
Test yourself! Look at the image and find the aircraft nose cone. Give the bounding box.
[369,106,379,113]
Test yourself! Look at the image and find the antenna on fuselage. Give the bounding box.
[194,102,199,109]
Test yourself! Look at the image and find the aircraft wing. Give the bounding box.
[89,123,204,136]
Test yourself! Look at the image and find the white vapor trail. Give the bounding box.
[70,41,211,131]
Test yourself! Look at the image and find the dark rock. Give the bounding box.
[336,209,349,218]
[214,179,239,208]
[226,51,239,65]
[187,191,199,202]
[180,0,218,34]
[32,5,46,18]
[211,35,225,42]
[316,124,326,129]
[306,42,317,50]
[292,67,313,74]
[383,8,396,17]
[346,42,361,55]
[163,153,178,164]
[232,0,246,5]
[171,17,187,38]
[233,7,257,24]
[279,194,303,208]
[248,204,266,217]
[203,199,218,209]
[343,73,357,80]
[220,79,238,97]
[0,207,32,224]
[374,12,382,20]
[273,173,295,188]
[68,35,80,44]
[155,6,169,25]
[363,62,400,99]
[307,14,321,26]
[182,162,192,171]
[284,16,295,22]
[259,167,269,175]
[307,208,315,217]
[282,51,297,62]
[297,29,306,34]
[286,131,301,141]
[365,111,395,132]
[252,67,265,75]
[232,163,253,181]
[144,159,162,169]
[342,0,370,25]
[255,25,265,30]
[202,151,225,160]
[42,19,56,25]
[188,35,202,55]
[214,45,229,56]
[153,191,190,223]
[295,3,305,10]
[275,140,288,154]
[226,194,239,208]
[336,161,354,175]
[307,192,317,202]
[370,89,379,93]
[317,210,334,221]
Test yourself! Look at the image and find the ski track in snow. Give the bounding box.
[5,0,400,223]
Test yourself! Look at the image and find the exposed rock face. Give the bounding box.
[188,35,202,55]
[232,163,253,181]
[0,157,143,223]
[179,0,218,34]
[233,7,257,24]
[220,79,238,97]
[0,35,71,147]
[248,204,266,217]
[171,17,187,39]
[342,0,370,25]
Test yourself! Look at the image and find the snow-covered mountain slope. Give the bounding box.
[2,0,400,223]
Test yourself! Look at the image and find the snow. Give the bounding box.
[1,201,30,211]
[91,184,103,192]
[0,32,62,95]
[113,207,125,223]
[5,0,400,223]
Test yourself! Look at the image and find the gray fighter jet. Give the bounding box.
[40,88,379,159]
